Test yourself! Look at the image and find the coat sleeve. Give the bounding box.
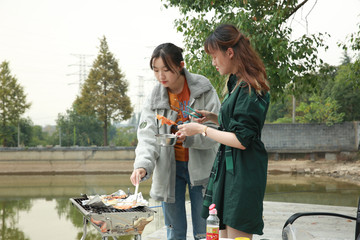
[134,94,159,181]
[228,89,268,148]
[183,87,221,149]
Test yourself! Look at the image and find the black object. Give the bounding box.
[282,197,360,240]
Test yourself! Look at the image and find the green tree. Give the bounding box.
[16,118,32,147]
[339,22,360,88]
[0,117,51,147]
[112,126,138,147]
[29,125,49,147]
[163,0,327,101]
[75,37,133,146]
[313,63,338,97]
[341,50,352,65]
[329,63,360,121]
[56,105,104,146]
[267,63,340,123]
[0,61,31,146]
[295,95,344,125]
[266,95,293,123]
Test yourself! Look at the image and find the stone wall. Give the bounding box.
[262,121,359,161]
[262,121,359,152]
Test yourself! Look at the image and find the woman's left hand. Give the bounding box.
[175,131,186,142]
[177,122,203,136]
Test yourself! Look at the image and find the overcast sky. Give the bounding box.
[1,0,359,126]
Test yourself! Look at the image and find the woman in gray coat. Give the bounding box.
[130,43,220,240]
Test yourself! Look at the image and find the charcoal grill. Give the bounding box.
[70,196,155,240]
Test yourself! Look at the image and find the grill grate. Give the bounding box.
[73,197,149,214]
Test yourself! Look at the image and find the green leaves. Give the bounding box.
[56,105,104,146]
[0,61,31,146]
[296,95,344,126]
[329,63,360,121]
[164,0,327,101]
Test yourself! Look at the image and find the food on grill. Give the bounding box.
[157,114,177,126]
[82,189,148,210]
[102,194,127,206]
[111,195,139,210]
[103,195,127,199]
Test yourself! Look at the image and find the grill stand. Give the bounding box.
[80,217,88,240]
[79,216,142,240]
[71,197,151,240]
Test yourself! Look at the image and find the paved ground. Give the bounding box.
[143,201,358,240]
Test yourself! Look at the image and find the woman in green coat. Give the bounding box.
[177,24,270,239]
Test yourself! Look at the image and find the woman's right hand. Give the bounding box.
[130,168,147,186]
[193,110,218,125]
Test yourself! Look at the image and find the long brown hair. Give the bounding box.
[205,24,269,94]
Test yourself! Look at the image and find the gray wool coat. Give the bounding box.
[134,69,221,203]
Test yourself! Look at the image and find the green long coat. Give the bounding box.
[202,75,270,235]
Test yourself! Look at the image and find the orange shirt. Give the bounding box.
[168,79,190,162]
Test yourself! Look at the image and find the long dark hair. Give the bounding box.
[205,24,269,93]
[150,43,185,75]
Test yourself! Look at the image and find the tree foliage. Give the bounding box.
[75,36,133,145]
[266,94,293,123]
[0,61,31,146]
[267,60,360,123]
[28,124,49,147]
[112,126,138,147]
[329,63,360,121]
[295,95,344,125]
[163,0,328,100]
[56,105,104,146]
[312,51,360,122]
[339,22,360,88]
[16,118,32,147]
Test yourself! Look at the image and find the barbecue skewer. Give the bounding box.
[133,175,140,204]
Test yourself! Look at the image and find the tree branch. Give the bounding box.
[284,0,309,20]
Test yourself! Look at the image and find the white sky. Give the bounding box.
[1,0,359,126]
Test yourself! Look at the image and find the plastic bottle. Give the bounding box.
[206,203,220,240]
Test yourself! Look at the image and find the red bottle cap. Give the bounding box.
[209,203,217,214]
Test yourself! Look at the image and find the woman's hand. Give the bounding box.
[177,122,204,136]
[175,131,186,142]
[130,168,146,186]
[192,110,219,125]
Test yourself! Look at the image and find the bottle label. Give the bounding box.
[206,226,219,240]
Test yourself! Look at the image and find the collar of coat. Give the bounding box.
[150,68,214,110]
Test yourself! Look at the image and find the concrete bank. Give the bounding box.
[268,159,360,186]
[1,147,360,187]
[143,201,358,240]
[0,146,136,174]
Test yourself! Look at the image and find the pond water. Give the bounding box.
[0,173,359,240]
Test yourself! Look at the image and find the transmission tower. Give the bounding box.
[133,75,156,127]
[67,54,93,92]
